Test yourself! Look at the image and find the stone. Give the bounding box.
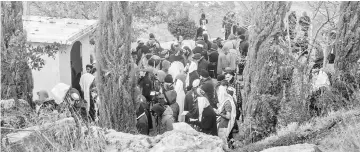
[260,143,322,152]
[105,122,224,152]
[3,119,224,152]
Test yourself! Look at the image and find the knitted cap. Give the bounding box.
[164,74,173,83]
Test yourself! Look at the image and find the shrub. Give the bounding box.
[167,14,197,40]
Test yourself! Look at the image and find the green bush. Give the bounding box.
[167,15,197,40]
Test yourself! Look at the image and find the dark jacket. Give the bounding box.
[208,51,219,63]
[197,58,209,72]
[201,78,217,109]
[168,54,186,66]
[187,71,200,91]
[196,106,218,136]
[138,75,153,102]
[185,90,199,124]
[239,40,249,57]
[136,101,151,135]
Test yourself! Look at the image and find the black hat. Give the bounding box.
[199,69,209,78]
[217,74,225,81]
[164,74,173,83]
[201,83,213,94]
[192,53,202,60]
[192,47,203,55]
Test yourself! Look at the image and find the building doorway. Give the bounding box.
[70,41,82,94]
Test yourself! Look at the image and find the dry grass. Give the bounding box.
[2,117,107,152]
[235,107,360,152]
[318,111,360,152]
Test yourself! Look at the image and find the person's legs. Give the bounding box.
[238,64,245,75]
[225,30,230,40]
[218,128,229,149]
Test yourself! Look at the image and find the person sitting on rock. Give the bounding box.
[190,88,218,136]
[151,103,175,134]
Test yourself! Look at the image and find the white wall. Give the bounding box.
[31,43,61,100]
[32,33,94,100]
[79,34,93,73]
[59,45,72,86]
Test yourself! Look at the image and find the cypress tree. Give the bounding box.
[95,2,138,132]
[332,1,360,104]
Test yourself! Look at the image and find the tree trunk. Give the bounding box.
[1,2,34,108]
[96,2,138,133]
[334,2,360,77]
[332,1,360,104]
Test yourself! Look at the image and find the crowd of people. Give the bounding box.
[33,12,250,150]
[132,14,249,149]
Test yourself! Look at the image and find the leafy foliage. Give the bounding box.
[1,2,61,106]
[167,14,198,40]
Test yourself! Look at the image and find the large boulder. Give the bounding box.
[3,120,224,152]
[260,144,322,152]
[105,122,224,152]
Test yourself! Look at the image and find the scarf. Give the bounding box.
[79,73,95,113]
[197,96,210,121]
[174,79,185,122]
[217,85,236,137]
[186,61,198,87]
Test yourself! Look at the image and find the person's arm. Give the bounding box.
[218,101,232,119]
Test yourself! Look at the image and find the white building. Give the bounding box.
[23,16,98,100]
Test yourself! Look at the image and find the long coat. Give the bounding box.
[217,52,236,75]
[196,106,218,136]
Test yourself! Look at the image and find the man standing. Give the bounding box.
[222,12,236,40]
[217,46,236,75]
[238,35,249,75]
[184,79,200,123]
[224,68,242,122]
[199,69,217,109]
[199,13,208,28]
[192,53,208,73]
[208,43,219,78]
